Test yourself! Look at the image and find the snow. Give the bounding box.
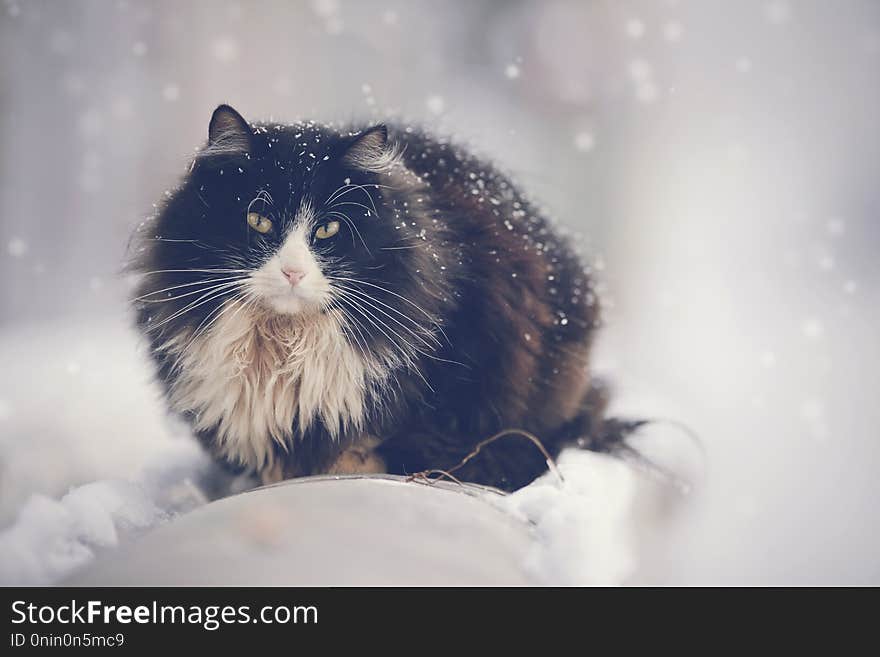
[497,450,641,585]
[625,19,646,40]
[161,84,180,102]
[6,238,27,257]
[764,1,793,25]
[210,37,240,63]
[826,219,845,236]
[426,95,445,116]
[67,477,535,586]
[736,56,754,73]
[0,481,163,585]
[662,21,684,43]
[0,314,246,582]
[574,132,595,153]
[802,318,824,339]
[0,315,671,586]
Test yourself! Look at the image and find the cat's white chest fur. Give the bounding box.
[164,305,375,472]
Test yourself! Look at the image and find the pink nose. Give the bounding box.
[282,268,306,286]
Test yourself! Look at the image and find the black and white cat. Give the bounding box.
[130,104,621,491]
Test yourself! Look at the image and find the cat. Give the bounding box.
[129,104,624,491]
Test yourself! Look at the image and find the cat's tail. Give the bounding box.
[560,382,706,493]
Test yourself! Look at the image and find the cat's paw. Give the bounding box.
[259,460,285,486]
[327,437,386,475]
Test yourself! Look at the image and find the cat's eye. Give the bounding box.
[315,221,340,240]
[247,212,272,234]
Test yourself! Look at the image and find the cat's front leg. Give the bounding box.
[326,435,386,475]
[259,460,286,486]
[259,435,386,485]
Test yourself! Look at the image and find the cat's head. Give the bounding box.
[133,105,450,351]
[194,105,405,316]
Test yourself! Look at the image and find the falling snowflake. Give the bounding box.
[625,19,646,39]
[7,238,27,257]
[574,132,595,153]
[663,21,684,42]
[817,254,834,272]
[802,318,824,340]
[312,0,343,34]
[735,57,753,73]
[505,64,521,80]
[426,95,445,115]
[312,0,339,18]
[764,1,792,25]
[211,37,240,63]
[826,218,845,235]
[162,84,180,102]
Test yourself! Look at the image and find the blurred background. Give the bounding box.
[0,0,878,584]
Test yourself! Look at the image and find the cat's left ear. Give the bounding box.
[342,125,399,172]
[207,104,252,153]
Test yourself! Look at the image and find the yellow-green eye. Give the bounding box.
[315,221,340,240]
[247,212,272,234]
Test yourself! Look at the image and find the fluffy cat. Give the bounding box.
[129,104,621,491]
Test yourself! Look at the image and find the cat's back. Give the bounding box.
[389,124,597,336]
[391,126,538,227]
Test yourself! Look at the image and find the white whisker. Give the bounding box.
[135,276,251,302]
[330,276,449,345]
[332,284,440,348]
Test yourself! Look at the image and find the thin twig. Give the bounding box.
[405,469,466,487]
[406,427,564,488]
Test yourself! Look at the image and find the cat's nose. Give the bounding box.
[281,267,307,286]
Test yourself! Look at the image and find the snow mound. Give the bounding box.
[496,449,640,585]
[0,448,665,586]
[0,480,164,585]
[0,316,674,585]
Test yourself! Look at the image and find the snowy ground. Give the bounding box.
[0,314,681,586]
[0,314,230,584]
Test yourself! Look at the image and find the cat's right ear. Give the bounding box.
[207,104,252,153]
